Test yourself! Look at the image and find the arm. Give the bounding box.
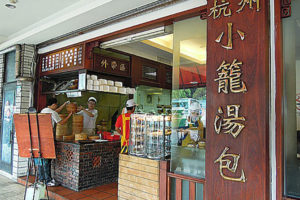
[58,112,72,125]
[78,106,95,117]
[115,115,122,136]
[55,101,68,113]
[82,109,95,117]
[115,127,122,135]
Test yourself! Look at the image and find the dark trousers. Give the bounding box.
[34,158,52,183]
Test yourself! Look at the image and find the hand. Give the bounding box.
[65,101,70,105]
[78,105,84,111]
[68,111,73,117]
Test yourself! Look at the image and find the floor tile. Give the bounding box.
[47,185,65,192]
[56,188,75,196]
[78,196,97,200]
[79,189,99,196]
[94,185,114,192]
[89,191,113,200]
[104,188,118,195]
[64,192,87,200]
[103,196,118,200]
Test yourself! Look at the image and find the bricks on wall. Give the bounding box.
[53,141,121,191]
[118,154,160,200]
[18,44,36,78]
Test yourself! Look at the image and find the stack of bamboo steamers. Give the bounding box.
[55,102,87,142]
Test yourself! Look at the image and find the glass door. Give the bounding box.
[0,83,16,173]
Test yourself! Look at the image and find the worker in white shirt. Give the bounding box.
[77,97,98,135]
[38,98,72,186]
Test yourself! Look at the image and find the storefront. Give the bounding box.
[0,0,299,199]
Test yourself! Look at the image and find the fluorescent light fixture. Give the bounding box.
[100,26,173,49]
[145,72,157,76]
[5,3,16,9]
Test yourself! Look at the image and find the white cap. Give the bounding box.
[190,102,200,111]
[88,97,97,103]
[126,99,137,107]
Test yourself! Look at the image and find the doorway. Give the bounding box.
[0,51,17,174]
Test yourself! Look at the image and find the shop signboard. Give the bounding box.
[40,45,84,75]
[206,0,269,199]
[93,50,130,77]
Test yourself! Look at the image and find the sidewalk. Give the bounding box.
[0,175,25,200]
[0,174,118,200]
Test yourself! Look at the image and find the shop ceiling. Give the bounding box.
[0,0,163,51]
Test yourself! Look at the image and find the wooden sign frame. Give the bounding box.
[205,0,269,199]
[13,113,56,159]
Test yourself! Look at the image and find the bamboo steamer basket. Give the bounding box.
[66,102,77,113]
[75,133,88,141]
[88,135,100,140]
[72,114,83,134]
[56,114,68,136]
[56,135,63,141]
[63,135,75,142]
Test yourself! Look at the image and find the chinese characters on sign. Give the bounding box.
[215,23,245,50]
[101,59,108,69]
[209,0,261,183]
[208,0,232,19]
[100,59,127,72]
[214,105,246,138]
[214,59,247,94]
[41,46,83,73]
[236,0,260,13]
[209,0,260,20]
[214,147,246,182]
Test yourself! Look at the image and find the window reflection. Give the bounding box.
[283,0,300,198]
[170,17,207,179]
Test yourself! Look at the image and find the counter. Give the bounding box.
[53,141,121,191]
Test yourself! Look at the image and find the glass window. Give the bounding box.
[5,51,16,83]
[170,17,207,179]
[142,65,157,80]
[283,0,300,198]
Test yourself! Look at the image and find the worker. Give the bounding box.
[115,99,136,154]
[180,102,204,148]
[37,98,72,186]
[77,97,98,135]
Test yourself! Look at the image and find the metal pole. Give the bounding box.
[35,113,49,200]
[162,115,166,161]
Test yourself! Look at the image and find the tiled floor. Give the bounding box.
[0,175,25,200]
[18,176,118,200]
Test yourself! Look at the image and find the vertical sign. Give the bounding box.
[206,0,269,199]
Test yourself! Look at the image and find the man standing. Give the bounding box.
[115,99,136,154]
[77,97,98,135]
[38,98,72,186]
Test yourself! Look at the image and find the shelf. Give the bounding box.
[42,89,82,95]
[86,90,130,95]
[42,89,130,95]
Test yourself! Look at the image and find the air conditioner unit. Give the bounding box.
[100,25,173,49]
